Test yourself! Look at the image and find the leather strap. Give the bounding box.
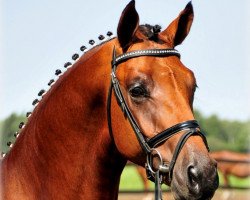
[113,48,180,66]
[155,170,163,200]
[168,129,208,180]
[145,121,209,182]
[110,69,152,153]
[147,120,202,148]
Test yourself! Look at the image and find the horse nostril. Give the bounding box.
[187,165,200,194]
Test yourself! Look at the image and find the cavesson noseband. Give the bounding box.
[107,47,209,200]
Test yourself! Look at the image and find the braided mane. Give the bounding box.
[1,31,114,157]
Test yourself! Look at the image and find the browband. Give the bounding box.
[112,48,180,66]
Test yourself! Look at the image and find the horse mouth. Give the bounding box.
[170,176,218,200]
[171,186,213,200]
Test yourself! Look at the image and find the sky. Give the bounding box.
[1,0,249,121]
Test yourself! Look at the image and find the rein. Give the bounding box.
[107,47,209,200]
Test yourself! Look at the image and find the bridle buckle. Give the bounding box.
[145,149,169,181]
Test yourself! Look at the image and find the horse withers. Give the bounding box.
[1,1,218,199]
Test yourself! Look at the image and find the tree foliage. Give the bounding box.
[0,113,26,153]
[194,110,250,152]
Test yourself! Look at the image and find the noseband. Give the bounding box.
[107,47,209,199]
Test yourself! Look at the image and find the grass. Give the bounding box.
[218,173,250,188]
[119,165,250,191]
[119,166,168,191]
[119,166,146,191]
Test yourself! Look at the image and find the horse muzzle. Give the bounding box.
[171,152,219,200]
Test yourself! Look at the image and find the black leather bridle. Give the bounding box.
[107,47,209,200]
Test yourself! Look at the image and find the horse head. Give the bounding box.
[109,1,219,199]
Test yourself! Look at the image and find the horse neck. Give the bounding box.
[2,40,127,200]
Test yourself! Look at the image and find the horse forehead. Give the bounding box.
[121,59,196,92]
[124,56,191,77]
[130,39,170,49]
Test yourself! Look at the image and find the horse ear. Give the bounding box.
[160,2,194,47]
[117,0,139,51]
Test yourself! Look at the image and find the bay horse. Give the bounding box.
[210,151,250,187]
[1,1,218,199]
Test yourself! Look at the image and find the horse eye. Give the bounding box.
[129,86,148,98]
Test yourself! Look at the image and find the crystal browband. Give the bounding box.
[113,49,180,66]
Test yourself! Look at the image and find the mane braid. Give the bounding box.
[0,31,115,158]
